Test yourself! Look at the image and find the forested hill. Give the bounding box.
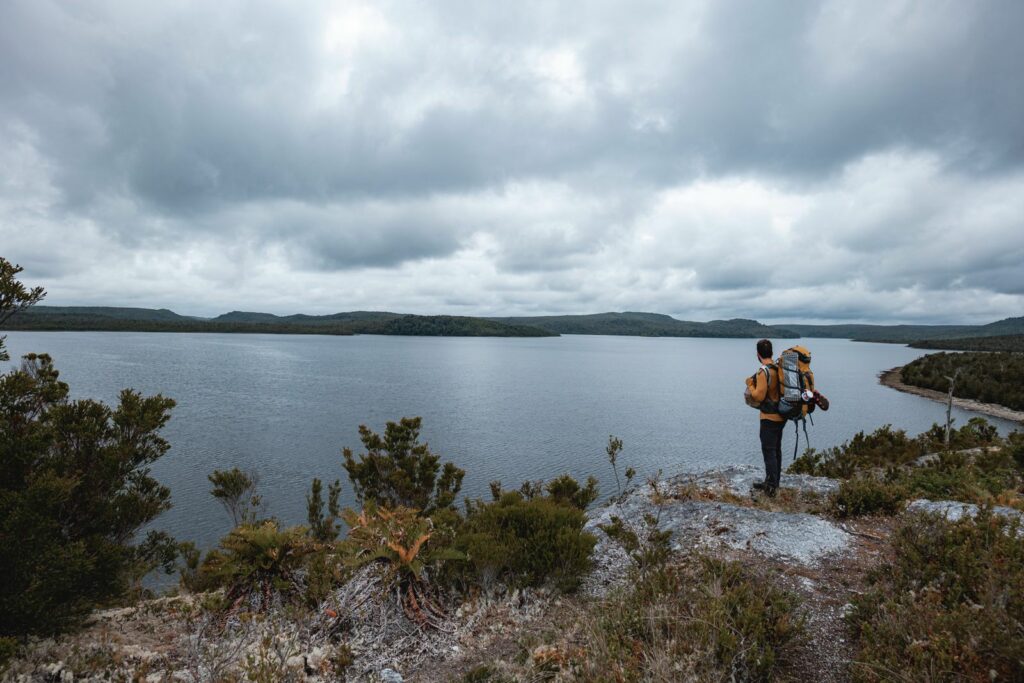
[213,310,403,325]
[784,316,1024,343]
[23,306,195,322]
[8,307,1024,342]
[909,335,1024,352]
[489,312,800,338]
[3,307,557,337]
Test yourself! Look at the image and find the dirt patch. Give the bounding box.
[766,515,897,683]
[879,366,1024,424]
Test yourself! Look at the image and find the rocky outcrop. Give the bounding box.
[584,465,851,596]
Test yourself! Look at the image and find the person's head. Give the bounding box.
[756,338,773,362]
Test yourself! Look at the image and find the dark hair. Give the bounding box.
[756,339,773,359]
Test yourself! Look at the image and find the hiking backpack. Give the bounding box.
[775,346,815,420]
[775,345,817,458]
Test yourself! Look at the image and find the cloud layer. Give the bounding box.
[2,0,1022,322]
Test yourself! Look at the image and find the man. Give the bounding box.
[745,338,784,496]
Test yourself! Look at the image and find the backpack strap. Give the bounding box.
[792,416,812,460]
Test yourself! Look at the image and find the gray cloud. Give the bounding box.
[1,0,1022,322]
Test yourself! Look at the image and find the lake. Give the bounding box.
[3,331,1018,553]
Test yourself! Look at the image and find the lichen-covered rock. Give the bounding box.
[675,464,841,498]
[906,499,1024,524]
[584,466,850,596]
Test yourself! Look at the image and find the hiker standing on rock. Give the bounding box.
[745,339,830,497]
[745,339,785,496]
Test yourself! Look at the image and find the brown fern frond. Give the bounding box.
[386,540,412,564]
[406,532,432,563]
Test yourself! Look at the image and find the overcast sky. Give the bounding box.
[2,1,1022,323]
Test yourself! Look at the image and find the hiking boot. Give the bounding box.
[764,484,778,498]
[751,481,769,492]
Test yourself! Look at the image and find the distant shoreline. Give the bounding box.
[878,366,1024,424]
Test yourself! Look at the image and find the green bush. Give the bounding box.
[545,474,600,510]
[579,557,804,682]
[828,477,906,517]
[193,521,317,608]
[0,353,178,637]
[208,468,262,526]
[453,488,597,592]
[343,417,465,514]
[789,424,924,478]
[307,477,342,542]
[848,509,1024,681]
[898,450,1021,507]
[790,419,1013,492]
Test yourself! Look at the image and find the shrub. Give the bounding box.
[454,487,597,592]
[598,513,673,572]
[790,419,1012,485]
[577,557,804,682]
[544,474,600,510]
[307,477,342,542]
[789,424,923,478]
[848,509,1024,681]
[343,417,465,514]
[208,468,262,526]
[195,521,317,609]
[341,504,462,580]
[898,449,1021,507]
[828,477,906,517]
[341,504,462,627]
[0,353,178,637]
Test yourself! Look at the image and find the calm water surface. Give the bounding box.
[4,332,1018,552]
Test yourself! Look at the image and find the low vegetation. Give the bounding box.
[581,558,804,682]
[453,483,597,592]
[465,556,805,682]
[789,418,1000,479]
[901,350,1024,410]
[828,477,906,518]
[848,509,1024,681]
[792,419,1024,516]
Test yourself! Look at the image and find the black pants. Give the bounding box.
[759,419,785,488]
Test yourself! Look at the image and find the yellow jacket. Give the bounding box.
[745,364,784,423]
